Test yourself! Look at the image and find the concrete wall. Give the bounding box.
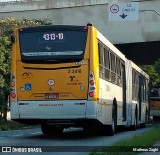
[0,0,160,44]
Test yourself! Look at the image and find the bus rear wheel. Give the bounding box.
[41,124,64,135]
[130,112,137,130]
[107,117,115,136]
[141,109,148,128]
[101,114,115,136]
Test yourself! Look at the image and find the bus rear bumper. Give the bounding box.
[11,100,97,120]
[10,101,20,120]
[150,110,160,117]
[86,101,97,119]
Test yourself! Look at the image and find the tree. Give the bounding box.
[0,17,51,121]
[154,58,160,77]
[141,65,160,86]
[0,36,10,119]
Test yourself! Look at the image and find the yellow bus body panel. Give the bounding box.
[16,61,89,100]
[89,27,99,100]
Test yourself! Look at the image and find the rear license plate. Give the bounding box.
[45,93,59,99]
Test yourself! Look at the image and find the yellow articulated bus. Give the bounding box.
[10,24,150,135]
[150,86,160,120]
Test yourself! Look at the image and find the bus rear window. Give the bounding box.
[19,29,88,62]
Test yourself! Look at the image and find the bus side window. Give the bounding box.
[142,76,145,102]
[98,43,104,79]
[116,58,122,86]
[104,48,110,81]
[144,78,148,102]
[110,52,116,83]
[143,77,146,102]
[132,69,139,101]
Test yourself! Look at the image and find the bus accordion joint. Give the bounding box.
[88,71,96,99]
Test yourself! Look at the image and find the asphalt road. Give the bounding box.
[0,125,155,155]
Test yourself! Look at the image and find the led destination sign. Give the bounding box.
[42,33,64,41]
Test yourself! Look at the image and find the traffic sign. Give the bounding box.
[108,2,139,21]
[110,4,119,14]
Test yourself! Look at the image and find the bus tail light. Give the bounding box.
[19,28,23,32]
[90,80,94,85]
[11,93,16,98]
[89,92,94,97]
[10,73,17,99]
[88,71,96,100]
[84,26,88,30]
[11,81,15,87]
[12,76,15,79]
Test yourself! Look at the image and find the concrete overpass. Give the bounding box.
[0,0,160,64]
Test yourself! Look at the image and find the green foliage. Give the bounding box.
[0,36,10,87]
[0,118,33,131]
[141,65,160,86]
[141,58,160,86]
[0,17,51,36]
[90,127,160,155]
[155,58,160,76]
[0,17,52,119]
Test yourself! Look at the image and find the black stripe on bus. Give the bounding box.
[23,65,81,70]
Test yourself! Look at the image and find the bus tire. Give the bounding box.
[41,124,64,135]
[100,110,115,136]
[153,116,160,120]
[51,127,64,135]
[141,109,148,128]
[130,110,138,130]
[107,116,115,136]
[107,109,116,136]
[41,124,51,135]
